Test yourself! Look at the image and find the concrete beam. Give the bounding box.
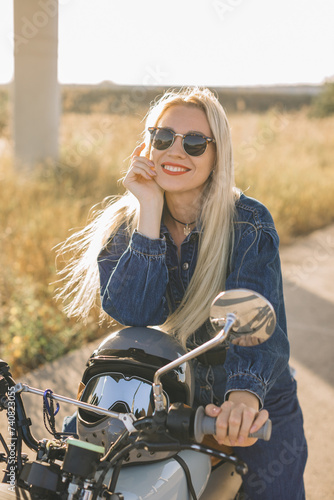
[13,0,59,167]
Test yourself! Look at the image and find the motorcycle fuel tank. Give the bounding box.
[100,450,211,499]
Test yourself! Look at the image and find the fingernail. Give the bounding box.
[250,425,256,433]
[238,436,244,445]
[229,438,236,446]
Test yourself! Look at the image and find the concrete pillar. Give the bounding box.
[13,0,59,167]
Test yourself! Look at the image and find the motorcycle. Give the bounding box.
[0,288,276,500]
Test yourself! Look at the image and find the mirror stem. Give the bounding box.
[153,313,237,412]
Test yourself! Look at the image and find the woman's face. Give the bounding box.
[150,105,216,196]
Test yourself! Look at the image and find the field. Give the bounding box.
[1,88,334,376]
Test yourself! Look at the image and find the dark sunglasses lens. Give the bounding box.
[151,129,173,150]
[183,135,207,156]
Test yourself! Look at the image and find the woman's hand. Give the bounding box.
[232,336,262,346]
[123,143,163,205]
[123,143,164,239]
[205,391,269,447]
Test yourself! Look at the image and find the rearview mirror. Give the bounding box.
[153,288,276,412]
[210,289,276,345]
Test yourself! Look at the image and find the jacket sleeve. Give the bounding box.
[98,229,169,326]
[223,222,290,408]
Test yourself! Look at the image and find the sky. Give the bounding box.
[0,0,333,87]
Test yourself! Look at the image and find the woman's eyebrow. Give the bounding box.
[160,126,208,135]
[189,130,208,135]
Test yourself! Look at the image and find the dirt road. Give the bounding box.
[280,224,334,499]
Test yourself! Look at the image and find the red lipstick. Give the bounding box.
[161,163,190,176]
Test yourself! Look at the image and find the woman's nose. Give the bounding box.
[169,135,186,156]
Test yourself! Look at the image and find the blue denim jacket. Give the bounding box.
[98,194,290,407]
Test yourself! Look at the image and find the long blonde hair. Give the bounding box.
[56,87,239,346]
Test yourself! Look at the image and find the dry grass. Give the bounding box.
[1,107,334,375]
[231,108,334,241]
[0,112,143,375]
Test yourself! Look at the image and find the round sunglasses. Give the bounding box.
[148,127,215,157]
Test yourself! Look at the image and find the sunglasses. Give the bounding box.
[148,127,215,157]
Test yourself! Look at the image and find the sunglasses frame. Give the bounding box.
[148,126,215,157]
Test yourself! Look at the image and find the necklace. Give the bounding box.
[168,211,196,236]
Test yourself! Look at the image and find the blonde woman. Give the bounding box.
[59,87,307,499]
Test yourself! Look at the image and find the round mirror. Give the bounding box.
[210,289,276,345]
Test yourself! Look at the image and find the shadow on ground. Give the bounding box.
[284,278,334,386]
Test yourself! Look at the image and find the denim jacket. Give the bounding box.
[98,194,290,407]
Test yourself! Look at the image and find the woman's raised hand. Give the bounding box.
[124,143,164,239]
[123,143,164,205]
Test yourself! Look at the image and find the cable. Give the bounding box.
[174,454,197,500]
[43,389,60,436]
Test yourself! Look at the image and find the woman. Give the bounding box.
[59,87,307,499]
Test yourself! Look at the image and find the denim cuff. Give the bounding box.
[130,230,166,257]
[225,372,267,409]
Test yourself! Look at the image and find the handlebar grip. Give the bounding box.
[194,406,272,443]
[198,413,216,438]
[249,419,272,441]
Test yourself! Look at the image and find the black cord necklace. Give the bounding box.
[167,209,196,236]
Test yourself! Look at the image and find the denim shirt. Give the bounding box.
[98,194,290,407]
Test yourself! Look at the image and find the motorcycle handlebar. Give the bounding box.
[193,406,272,443]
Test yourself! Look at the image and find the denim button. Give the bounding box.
[182,262,189,270]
